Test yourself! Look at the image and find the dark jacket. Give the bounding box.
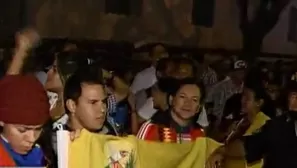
[244,115,297,168]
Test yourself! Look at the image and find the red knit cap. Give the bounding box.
[0,75,50,125]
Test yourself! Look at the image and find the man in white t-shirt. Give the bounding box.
[134,57,173,122]
[131,44,169,112]
[131,44,168,93]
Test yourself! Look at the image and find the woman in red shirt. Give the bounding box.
[137,78,205,143]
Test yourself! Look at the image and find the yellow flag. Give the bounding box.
[69,130,222,168]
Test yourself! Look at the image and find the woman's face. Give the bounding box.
[241,88,259,115]
[45,59,63,93]
[2,124,43,154]
[171,84,201,120]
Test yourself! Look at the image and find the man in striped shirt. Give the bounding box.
[201,66,218,91]
[194,53,218,92]
[206,59,247,126]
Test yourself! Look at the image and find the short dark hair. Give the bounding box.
[155,77,180,94]
[56,51,90,86]
[63,66,105,114]
[170,78,205,103]
[112,66,133,84]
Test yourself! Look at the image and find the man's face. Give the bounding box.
[288,92,297,111]
[45,59,63,93]
[231,69,245,82]
[2,124,43,154]
[241,88,257,114]
[173,64,193,79]
[156,60,175,79]
[74,83,107,131]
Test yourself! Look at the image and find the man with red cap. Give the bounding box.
[0,75,50,167]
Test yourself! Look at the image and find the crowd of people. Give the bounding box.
[0,28,296,168]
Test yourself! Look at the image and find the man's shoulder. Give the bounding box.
[259,115,288,133]
[131,66,157,93]
[135,66,155,77]
[210,77,230,90]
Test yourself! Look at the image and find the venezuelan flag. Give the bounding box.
[68,130,221,168]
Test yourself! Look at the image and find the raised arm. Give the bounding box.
[6,28,40,75]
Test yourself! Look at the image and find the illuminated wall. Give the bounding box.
[27,0,297,54]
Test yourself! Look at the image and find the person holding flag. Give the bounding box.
[137,78,205,143]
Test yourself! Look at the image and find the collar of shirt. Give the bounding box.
[52,114,69,129]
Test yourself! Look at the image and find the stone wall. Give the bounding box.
[28,0,200,46]
[26,0,297,55]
